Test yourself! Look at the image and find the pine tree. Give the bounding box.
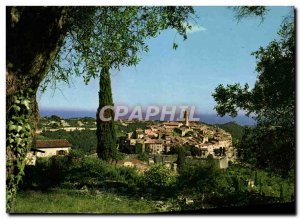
[96,66,117,162]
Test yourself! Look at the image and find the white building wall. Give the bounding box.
[25,147,70,165]
[36,147,70,157]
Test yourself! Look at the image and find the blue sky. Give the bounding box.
[38,6,293,114]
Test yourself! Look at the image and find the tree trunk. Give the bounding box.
[6,6,70,211]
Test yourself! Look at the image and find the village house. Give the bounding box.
[35,139,71,157]
[26,139,72,165]
[164,134,172,144]
[60,119,70,127]
[135,129,144,139]
[116,159,149,172]
[163,122,182,130]
[178,125,192,137]
[25,148,45,165]
[144,129,158,138]
[145,139,164,154]
[120,109,235,163]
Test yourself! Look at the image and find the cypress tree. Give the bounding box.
[96,66,117,162]
[176,146,186,168]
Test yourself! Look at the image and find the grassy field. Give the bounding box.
[11,189,159,214]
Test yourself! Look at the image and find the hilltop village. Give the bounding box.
[119,111,235,165]
[29,112,236,170]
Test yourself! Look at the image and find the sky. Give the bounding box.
[38,6,293,115]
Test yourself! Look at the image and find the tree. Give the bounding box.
[50,115,61,121]
[176,146,186,168]
[6,5,266,210]
[6,7,75,210]
[177,158,219,193]
[232,6,269,22]
[190,146,201,157]
[144,164,176,189]
[212,15,295,175]
[96,66,117,161]
[73,7,195,161]
[6,6,195,209]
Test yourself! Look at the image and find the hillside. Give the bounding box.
[216,122,245,141]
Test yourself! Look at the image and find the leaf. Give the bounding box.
[16,126,23,133]
[24,124,31,131]
[8,124,16,131]
[15,138,22,145]
[22,100,30,110]
[173,43,178,50]
[12,105,21,112]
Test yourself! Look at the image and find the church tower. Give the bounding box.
[184,110,189,127]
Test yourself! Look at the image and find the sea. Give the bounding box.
[40,109,256,126]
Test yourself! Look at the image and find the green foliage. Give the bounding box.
[216,122,245,141]
[213,83,252,117]
[22,151,142,190]
[68,148,86,158]
[177,159,219,193]
[232,6,269,22]
[137,152,149,162]
[13,189,157,213]
[49,122,59,129]
[115,151,126,161]
[116,121,151,134]
[49,115,61,121]
[175,146,186,168]
[212,19,295,125]
[212,18,295,175]
[37,6,195,170]
[176,161,294,208]
[190,146,201,157]
[75,7,195,162]
[23,156,69,190]
[144,164,176,189]
[20,154,295,210]
[236,125,295,176]
[226,164,295,201]
[42,130,97,154]
[96,67,117,161]
[7,6,190,212]
[42,6,195,89]
[6,89,33,211]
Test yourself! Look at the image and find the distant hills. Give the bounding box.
[40,109,256,126]
[215,122,246,141]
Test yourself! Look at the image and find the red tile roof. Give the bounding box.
[35,139,72,148]
[144,139,164,144]
[163,122,180,126]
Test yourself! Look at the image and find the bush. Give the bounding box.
[22,151,143,190]
[42,130,97,154]
[137,152,149,162]
[177,159,219,193]
[66,156,143,189]
[144,164,176,189]
[22,156,69,189]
